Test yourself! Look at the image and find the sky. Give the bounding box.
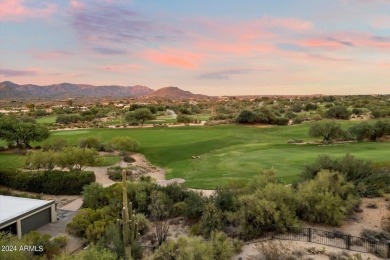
[0,0,389,95]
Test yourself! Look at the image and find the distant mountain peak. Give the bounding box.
[145,86,208,99]
[0,81,154,98]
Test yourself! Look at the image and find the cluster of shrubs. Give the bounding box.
[0,231,67,260]
[301,154,390,197]
[56,114,94,124]
[79,136,140,152]
[0,169,95,195]
[236,109,289,125]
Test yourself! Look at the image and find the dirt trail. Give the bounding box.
[84,166,116,187]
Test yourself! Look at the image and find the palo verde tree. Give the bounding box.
[308,121,345,143]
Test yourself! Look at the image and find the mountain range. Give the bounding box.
[0,81,207,99]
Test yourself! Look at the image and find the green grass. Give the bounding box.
[97,155,121,167]
[36,116,57,124]
[0,153,25,170]
[1,120,390,189]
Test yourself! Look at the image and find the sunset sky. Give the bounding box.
[0,0,389,95]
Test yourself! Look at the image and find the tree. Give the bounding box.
[349,120,390,141]
[308,121,344,143]
[0,116,50,148]
[324,106,351,119]
[25,150,57,171]
[148,190,172,246]
[236,110,257,124]
[131,108,155,126]
[56,147,99,171]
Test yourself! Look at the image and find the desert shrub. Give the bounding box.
[0,231,67,260]
[158,183,192,203]
[214,187,239,212]
[238,170,300,239]
[210,231,239,260]
[106,137,140,152]
[23,231,67,258]
[349,120,390,141]
[236,110,258,124]
[152,236,213,260]
[325,106,351,119]
[183,191,208,219]
[171,202,186,217]
[361,229,390,243]
[79,137,102,150]
[292,117,304,124]
[82,183,108,209]
[296,170,359,225]
[177,114,194,123]
[152,233,237,260]
[67,207,116,243]
[0,169,95,195]
[272,117,289,125]
[301,154,390,197]
[123,155,135,163]
[247,240,296,260]
[134,213,151,235]
[25,150,58,171]
[199,203,223,237]
[54,244,117,260]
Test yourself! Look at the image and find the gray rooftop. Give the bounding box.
[0,195,54,225]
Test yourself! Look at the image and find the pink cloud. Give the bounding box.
[70,0,84,10]
[144,48,206,69]
[29,50,74,60]
[256,16,313,31]
[99,64,143,72]
[294,32,390,50]
[0,0,56,22]
[196,40,274,55]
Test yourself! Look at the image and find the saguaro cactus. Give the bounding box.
[116,170,140,259]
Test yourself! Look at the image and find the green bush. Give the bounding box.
[301,154,390,196]
[177,114,194,123]
[297,170,359,225]
[106,137,140,152]
[0,169,95,195]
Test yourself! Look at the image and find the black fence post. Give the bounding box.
[308,228,312,242]
[346,235,351,250]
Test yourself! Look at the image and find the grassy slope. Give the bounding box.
[1,121,390,188]
[0,153,25,170]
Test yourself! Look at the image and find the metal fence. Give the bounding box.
[248,226,390,258]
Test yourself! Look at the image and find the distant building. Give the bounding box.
[0,196,56,238]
